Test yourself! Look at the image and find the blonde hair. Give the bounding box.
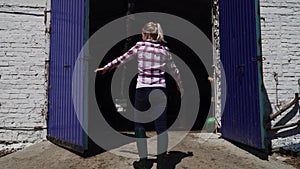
[142,22,167,43]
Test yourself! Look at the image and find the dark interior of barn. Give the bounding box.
[90,0,213,132]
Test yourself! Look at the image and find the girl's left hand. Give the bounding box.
[176,85,184,97]
[94,68,107,74]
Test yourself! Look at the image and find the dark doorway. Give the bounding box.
[91,0,213,131]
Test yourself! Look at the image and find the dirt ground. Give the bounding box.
[285,158,300,169]
[0,132,298,169]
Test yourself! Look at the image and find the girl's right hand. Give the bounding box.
[94,68,107,74]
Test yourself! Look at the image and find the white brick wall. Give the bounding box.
[260,0,300,148]
[0,0,48,151]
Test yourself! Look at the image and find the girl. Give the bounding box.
[95,22,183,169]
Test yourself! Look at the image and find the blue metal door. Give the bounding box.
[48,0,87,151]
[219,0,267,150]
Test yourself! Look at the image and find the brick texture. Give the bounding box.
[260,0,300,148]
[0,0,48,151]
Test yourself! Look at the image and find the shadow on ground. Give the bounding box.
[145,151,193,169]
[165,151,194,169]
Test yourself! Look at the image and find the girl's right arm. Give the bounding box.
[94,67,107,74]
[103,44,140,71]
[94,44,140,73]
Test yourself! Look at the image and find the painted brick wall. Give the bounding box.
[0,0,48,151]
[260,0,300,148]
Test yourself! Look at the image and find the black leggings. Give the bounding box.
[134,87,167,134]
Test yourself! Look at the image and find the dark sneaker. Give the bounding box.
[133,159,153,169]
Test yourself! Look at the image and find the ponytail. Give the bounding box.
[156,23,167,43]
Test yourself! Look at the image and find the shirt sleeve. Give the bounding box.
[103,44,140,70]
[166,50,183,90]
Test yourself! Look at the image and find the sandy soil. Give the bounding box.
[0,133,297,169]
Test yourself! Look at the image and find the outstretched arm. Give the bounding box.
[94,44,139,73]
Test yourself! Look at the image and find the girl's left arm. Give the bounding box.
[166,51,184,96]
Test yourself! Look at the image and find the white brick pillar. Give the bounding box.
[0,0,48,152]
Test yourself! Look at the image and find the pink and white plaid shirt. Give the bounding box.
[104,40,182,89]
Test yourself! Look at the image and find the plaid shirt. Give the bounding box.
[104,40,182,89]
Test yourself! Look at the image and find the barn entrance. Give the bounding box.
[48,0,268,157]
[91,0,213,131]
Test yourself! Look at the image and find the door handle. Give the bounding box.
[236,64,245,85]
[64,64,70,68]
